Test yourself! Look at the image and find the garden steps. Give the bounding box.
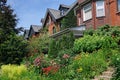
[92,67,115,80]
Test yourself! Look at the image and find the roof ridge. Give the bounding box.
[48,8,60,12]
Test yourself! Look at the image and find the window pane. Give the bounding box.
[118,0,120,11]
[83,3,92,21]
[85,11,92,20]
[96,0,105,17]
[97,9,104,17]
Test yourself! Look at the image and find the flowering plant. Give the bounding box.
[42,65,59,75]
[33,57,41,67]
[62,54,70,59]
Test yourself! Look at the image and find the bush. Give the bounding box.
[0,64,40,80]
[48,39,58,58]
[73,35,118,53]
[111,49,120,80]
[0,33,29,64]
[66,50,108,79]
[48,32,75,58]
[29,33,50,54]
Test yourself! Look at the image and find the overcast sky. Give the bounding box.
[7,0,75,29]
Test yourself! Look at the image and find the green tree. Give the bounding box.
[0,0,17,43]
[61,10,77,30]
[0,0,29,65]
[0,33,29,64]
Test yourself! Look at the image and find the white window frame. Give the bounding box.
[118,0,120,11]
[83,3,92,21]
[96,0,105,17]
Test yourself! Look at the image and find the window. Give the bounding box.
[53,27,56,34]
[83,3,92,21]
[96,0,105,17]
[118,0,120,11]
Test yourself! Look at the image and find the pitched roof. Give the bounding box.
[63,0,78,16]
[31,25,42,32]
[42,0,78,28]
[48,8,61,20]
[42,8,61,27]
[58,4,70,10]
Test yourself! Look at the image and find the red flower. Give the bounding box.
[42,66,53,75]
[42,65,59,75]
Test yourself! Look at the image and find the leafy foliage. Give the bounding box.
[61,10,77,30]
[0,1,18,43]
[48,32,75,58]
[0,33,29,64]
[74,25,120,53]
[48,39,58,58]
[111,49,120,80]
[73,35,118,53]
[66,50,108,79]
[0,64,41,80]
[0,0,29,65]
[29,33,50,54]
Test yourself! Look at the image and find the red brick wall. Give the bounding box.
[109,0,120,26]
[45,14,60,35]
[76,0,120,29]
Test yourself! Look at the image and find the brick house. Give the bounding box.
[28,25,42,38]
[75,0,120,29]
[42,1,78,35]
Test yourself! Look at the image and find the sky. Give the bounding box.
[7,0,76,30]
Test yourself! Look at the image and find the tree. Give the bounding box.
[0,0,17,43]
[61,10,77,30]
[0,33,29,64]
[0,0,29,64]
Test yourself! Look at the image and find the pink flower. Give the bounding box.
[62,54,70,59]
[33,57,41,66]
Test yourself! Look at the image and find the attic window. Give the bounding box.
[118,0,120,11]
[61,10,64,15]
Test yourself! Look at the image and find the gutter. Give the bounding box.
[50,28,70,38]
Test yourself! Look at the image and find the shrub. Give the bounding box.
[48,39,58,58]
[48,32,75,58]
[0,34,29,64]
[29,33,50,54]
[73,35,118,53]
[0,64,40,80]
[111,49,120,80]
[67,50,108,79]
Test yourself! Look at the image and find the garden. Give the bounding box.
[0,25,120,80]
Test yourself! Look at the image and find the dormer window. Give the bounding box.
[60,10,64,15]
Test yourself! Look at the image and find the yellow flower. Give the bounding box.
[74,55,81,60]
[77,67,83,72]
